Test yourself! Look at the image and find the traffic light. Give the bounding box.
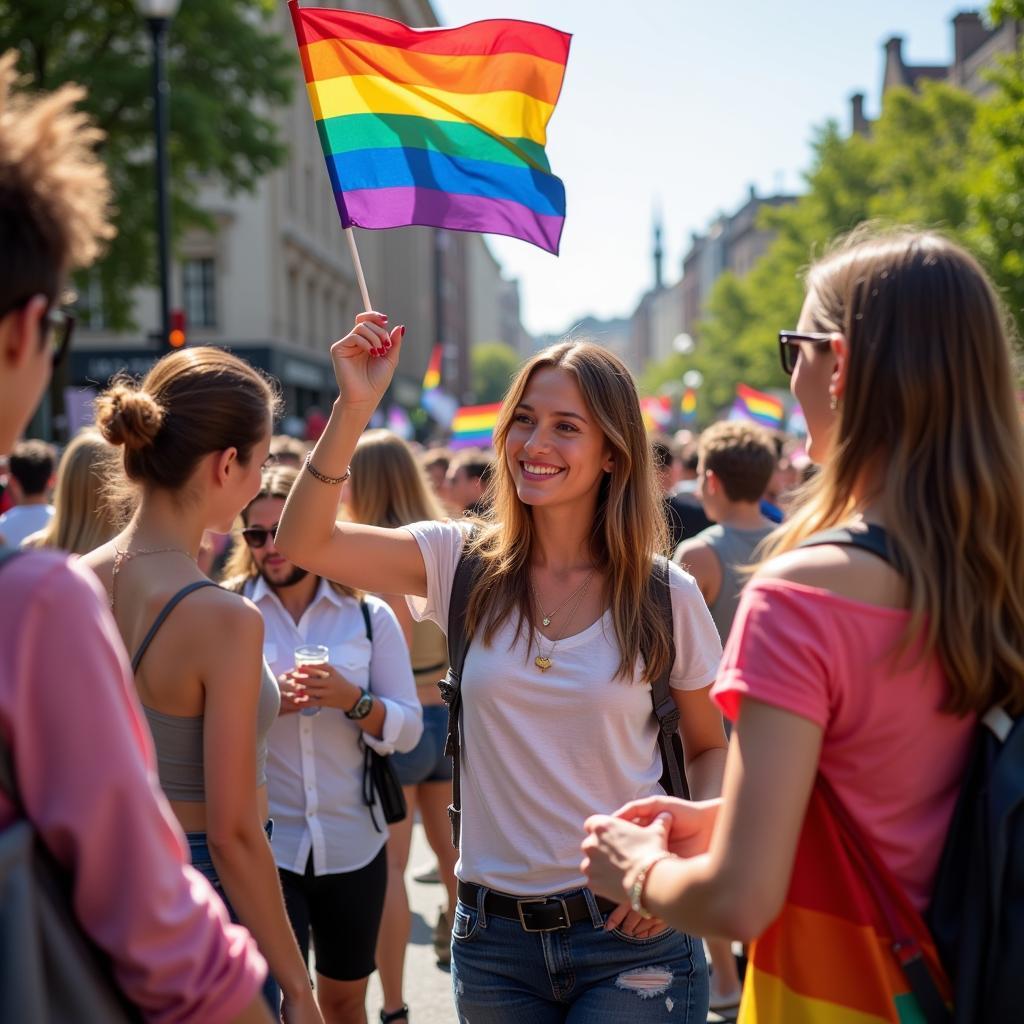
[168,309,186,349]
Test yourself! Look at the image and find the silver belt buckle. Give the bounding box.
[516,896,570,932]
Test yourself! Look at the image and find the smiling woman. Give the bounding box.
[275,312,728,1023]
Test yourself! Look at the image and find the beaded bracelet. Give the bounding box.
[303,451,351,486]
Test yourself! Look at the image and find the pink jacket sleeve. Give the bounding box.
[0,553,266,1024]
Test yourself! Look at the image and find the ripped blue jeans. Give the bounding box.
[450,885,708,1023]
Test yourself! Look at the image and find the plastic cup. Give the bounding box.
[294,644,329,717]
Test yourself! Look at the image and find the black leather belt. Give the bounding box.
[458,880,617,933]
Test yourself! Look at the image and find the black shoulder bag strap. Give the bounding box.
[440,542,482,849]
[649,555,690,799]
[796,524,949,1023]
[131,580,220,673]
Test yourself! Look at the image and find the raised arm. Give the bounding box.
[276,313,428,598]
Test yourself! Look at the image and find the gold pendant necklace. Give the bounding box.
[533,571,595,672]
[530,569,596,628]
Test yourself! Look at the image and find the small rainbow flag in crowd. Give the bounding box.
[288,3,571,254]
[680,387,697,423]
[640,395,672,433]
[451,402,501,448]
[422,345,442,393]
[730,383,784,430]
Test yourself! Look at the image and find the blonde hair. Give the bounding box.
[348,429,445,528]
[465,341,672,684]
[25,428,126,555]
[221,464,354,598]
[766,226,1024,715]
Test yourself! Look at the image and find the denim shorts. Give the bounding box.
[391,703,453,786]
[450,885,709,1023]
[187,821,280,1011]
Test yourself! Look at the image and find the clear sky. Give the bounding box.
[434,0,970,336]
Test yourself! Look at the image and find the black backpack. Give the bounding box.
[799,526,1024,1023]
[438,548,689,847]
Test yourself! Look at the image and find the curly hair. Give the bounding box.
[0,50,115,313]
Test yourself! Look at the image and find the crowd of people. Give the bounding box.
[3,46,1023,1024]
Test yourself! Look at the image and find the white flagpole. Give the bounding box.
[344,226,372,312]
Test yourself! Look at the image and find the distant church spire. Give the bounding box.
[653,204,664,291]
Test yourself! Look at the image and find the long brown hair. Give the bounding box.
[95,346,280,494]
[767,226,1024,715]
[348,429,444,528]
[464,341,671,684]
[25,428,126,555]
[221,464,354,599]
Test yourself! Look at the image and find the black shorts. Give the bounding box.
[279,845,388,982]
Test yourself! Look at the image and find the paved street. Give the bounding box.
[366,822,458,1024]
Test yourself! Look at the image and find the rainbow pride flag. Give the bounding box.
[451,402,501,448]
[288,3,570,254]
[422,344,442,393]
[739,783,949,1024]
[681,387,697,423]
[730,383,784,430]
[640,395,671,433]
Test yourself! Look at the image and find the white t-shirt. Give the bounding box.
[0,504,54,547]
[405,519,722,895]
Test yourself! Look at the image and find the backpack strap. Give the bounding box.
[439,539,481,848]
[131,580,220,674]
[795,524,897,567]
[359,598,373,643]
[650,555,689,799]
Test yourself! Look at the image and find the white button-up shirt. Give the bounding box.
[246,577,422,875]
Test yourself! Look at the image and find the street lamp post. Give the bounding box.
[135,0,181,352]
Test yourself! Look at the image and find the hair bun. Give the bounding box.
[95,381,165,451]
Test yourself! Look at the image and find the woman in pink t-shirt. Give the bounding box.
[582,228,1024,1018]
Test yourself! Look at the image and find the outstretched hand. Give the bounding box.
[330,311,405,410]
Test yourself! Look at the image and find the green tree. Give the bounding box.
[664,79,988,408]
[0,0,294,327]
[471,341,521,404]
[964,1,1024,328]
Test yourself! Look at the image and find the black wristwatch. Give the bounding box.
[345,688,374,720]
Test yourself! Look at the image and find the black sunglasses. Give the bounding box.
[778,330,833,376]
[241,523,279,549]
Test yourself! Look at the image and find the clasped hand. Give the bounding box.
[581,796,719,911]
[278,664,360,714]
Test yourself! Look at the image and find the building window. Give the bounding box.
[183,258,217,328]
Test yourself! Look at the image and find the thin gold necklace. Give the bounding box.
[533,571,595,673]
[530,568,596,627]
[112,544,197,614]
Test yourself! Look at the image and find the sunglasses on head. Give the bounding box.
[241,523,278,549]
[778,330,834,376]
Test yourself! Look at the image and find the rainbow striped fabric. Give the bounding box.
[731,383,784,430]
[422,344,442,393]
[288,3,570,253]
[739,783,949,1024]
[451,402,501,448]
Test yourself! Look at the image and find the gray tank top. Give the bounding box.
[133,582,281,801]
[698,523,775,643]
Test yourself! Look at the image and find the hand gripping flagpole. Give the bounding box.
[344,227,372,312]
